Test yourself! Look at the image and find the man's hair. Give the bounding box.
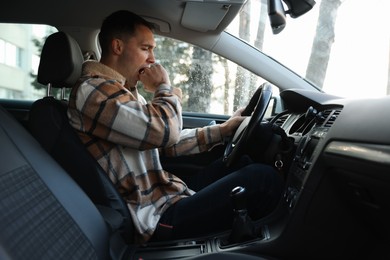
[99,10,155,55]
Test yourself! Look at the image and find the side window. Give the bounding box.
[0,23,57,101]
[138,35,276,116]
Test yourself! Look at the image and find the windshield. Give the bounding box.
[226,0,390,99]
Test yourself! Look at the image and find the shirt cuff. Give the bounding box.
[155,84,182,100]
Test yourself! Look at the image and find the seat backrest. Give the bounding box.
[28,31,134,242]
[0,104,110,260]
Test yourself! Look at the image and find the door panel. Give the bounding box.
[0,99,33,129]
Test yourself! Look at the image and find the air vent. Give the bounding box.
[323,109,341,127]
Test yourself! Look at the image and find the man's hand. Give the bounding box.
[139,64,171,93]
[219,108,246,137]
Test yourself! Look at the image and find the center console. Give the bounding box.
[284,125,330,209]
[132,223,276,259]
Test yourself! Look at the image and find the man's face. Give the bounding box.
[118,25,156,87]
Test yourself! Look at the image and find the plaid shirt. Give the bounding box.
[67,61,224,243]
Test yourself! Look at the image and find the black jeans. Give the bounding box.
[153,156,284,241]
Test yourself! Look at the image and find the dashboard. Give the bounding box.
[262,88,390,258]
[278,89,344,210]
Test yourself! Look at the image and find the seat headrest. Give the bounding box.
[38,31,84,89]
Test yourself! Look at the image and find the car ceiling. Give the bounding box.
[0,0,243,37]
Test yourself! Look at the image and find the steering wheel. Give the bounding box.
[223,82,273,167]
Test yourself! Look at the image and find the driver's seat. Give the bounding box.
[28,31,134,242]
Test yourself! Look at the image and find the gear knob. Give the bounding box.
[225,186,257,245]
[230,186,246,211]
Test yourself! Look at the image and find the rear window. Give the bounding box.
[0,23,57,100]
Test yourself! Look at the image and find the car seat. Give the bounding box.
[27,31,134,243]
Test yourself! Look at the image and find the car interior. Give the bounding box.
[1,0,390,259]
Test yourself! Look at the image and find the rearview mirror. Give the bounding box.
[282,0,316,18]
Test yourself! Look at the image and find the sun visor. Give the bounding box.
[181,0,247,32]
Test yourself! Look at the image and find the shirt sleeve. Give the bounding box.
[159,124,224,157]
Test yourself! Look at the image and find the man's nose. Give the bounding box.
[147,51,156,63]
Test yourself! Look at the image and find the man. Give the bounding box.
[68,10,283,243]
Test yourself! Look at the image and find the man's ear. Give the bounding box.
[112,39,123,55]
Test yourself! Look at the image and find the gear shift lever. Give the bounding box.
[231,186,246,210]
[227,186,257,244]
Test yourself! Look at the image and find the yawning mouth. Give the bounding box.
[139,64,154,75]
